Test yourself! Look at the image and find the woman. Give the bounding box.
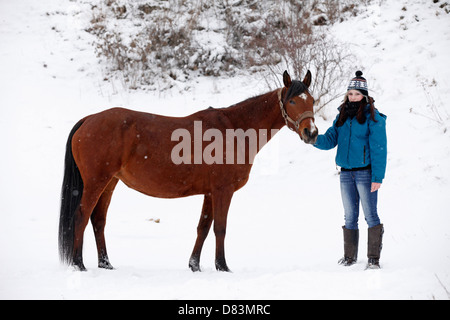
[314,71,387,269]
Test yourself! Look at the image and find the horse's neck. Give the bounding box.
[223,90,285,133]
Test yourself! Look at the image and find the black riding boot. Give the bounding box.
[366,224,384,269]
[338,226,359,266]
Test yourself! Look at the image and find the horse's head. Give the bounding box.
[279,70,318,144]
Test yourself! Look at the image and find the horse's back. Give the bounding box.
[72,107,251,198]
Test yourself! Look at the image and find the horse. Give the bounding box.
[58,70,318,272]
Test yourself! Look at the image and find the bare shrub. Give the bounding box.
[86,0,363,99]
[260,2,355,118]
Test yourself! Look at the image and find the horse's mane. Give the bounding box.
[221,80,307,111]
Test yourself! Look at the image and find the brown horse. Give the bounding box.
[59,70,318,272]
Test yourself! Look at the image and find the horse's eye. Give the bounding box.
[289,100,296,105]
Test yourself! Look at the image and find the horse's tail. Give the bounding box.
[58,119,85,265]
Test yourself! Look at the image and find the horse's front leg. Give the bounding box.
[189,194,213,272]
[212,187,234,272]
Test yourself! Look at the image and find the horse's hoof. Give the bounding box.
[73,263,87,272]
[189,257,201,272]
[98,260,114,270]
[189,264,201,272]
[215,260,231,272]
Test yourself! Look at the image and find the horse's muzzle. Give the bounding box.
[300,122,318,144]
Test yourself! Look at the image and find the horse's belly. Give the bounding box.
[116,168,202,199]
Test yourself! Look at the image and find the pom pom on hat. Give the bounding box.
[348,71,368,96]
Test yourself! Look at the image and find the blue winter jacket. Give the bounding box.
[314,105,387,183]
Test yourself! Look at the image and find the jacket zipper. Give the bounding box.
[347,119,352,164]
[363,145,366,164]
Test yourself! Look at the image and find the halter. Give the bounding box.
[278,88,315,132]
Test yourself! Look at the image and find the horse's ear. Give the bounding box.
[303,70,312,88]
[283,70,292,88]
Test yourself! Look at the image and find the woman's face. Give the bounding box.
[347,90,364,102]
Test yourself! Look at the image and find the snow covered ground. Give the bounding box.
[0,0,449,300]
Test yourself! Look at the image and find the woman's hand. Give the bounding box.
[371,182,382,192]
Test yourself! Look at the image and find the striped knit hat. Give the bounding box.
[347,71,368,97]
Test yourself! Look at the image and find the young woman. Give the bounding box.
[313,71,387,269]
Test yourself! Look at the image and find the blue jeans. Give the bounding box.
[340,169,381,230]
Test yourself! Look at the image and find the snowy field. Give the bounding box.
[1,0,449,300]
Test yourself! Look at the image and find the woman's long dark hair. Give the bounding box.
[336,95,377,127]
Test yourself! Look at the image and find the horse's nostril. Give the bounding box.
[303,127,318,141]
[303,128,312,138]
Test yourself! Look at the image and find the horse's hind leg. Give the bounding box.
[72,175,116,271]
[73,183,107,271]
[189,194,213,272]
[91,177,119,269]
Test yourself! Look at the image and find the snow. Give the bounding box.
[1,0,449,300]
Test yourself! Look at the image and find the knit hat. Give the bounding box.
[347,71,368,97]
